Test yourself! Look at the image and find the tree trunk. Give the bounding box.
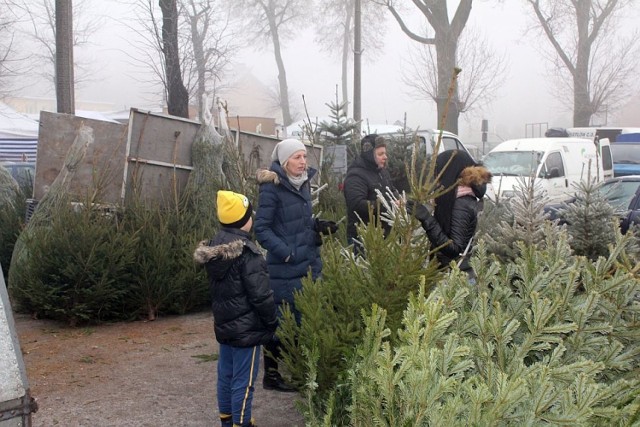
[55,0,74,114]
[387,0,471,134]
[353,0,362,134]
[341,3,353,107]
[435,32,460,134]
[267,15,291,127]
[188,6,207,122]
[573,0,592,126]
[160,0,189,118]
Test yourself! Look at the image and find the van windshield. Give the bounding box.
[611,144,640,164]
[482,151,543,176]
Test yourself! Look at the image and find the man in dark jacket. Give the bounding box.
[194,190,277,427]
[343,133,398,254]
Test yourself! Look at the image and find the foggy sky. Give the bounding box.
[17,0,640,146]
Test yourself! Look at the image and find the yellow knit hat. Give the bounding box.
[216,190,252,228]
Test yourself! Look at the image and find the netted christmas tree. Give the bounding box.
[0,165,22,282]
[186,97,252,217]
[0,164,17,206]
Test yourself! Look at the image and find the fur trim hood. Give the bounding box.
[193,239,244,265]
[458,165,492,187]
[257,169,279,185]
[256,163,317,187]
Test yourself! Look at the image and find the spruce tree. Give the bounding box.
[316,95,357,149]
[0,166,22,282]
[313,93,357,219]
[277,211,441,421]
[9,202,138,325]
[558,179,617,260]
[299,228,640,426]
[478,177,554,262]
[383,124,429,195]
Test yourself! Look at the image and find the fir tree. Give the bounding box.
[478,176,554,262]
[0,166,23,283]
[277,211,441,420]
[316,90,358,150]
[9,203,138,326]
[558,179,617,260]
[299,228,640,426]
[383,123,430,195]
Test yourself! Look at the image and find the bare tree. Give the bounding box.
[374,0,472,134]
[17,0,101,92]
[264,78,302,124]
[524,0,639,126]
[234,0,310,127]
[122,0,236,120]
[159,0,189,118]
[183,0,237,122]
[0,1,21,96]
[403,26,508,117]
[314,0,387,109]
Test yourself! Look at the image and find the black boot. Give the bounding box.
[262,341,296,392]
[262,371,296,392]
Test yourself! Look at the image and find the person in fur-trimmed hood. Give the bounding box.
[255,138,336,392]
[408,149,492,279]
[194,190,277,427]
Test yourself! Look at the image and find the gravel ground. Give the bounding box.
[14,310,305,427]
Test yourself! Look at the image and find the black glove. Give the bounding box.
[316,218,339,235]
[406,200,431,223]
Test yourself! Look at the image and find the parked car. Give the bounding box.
[544,175,640,234]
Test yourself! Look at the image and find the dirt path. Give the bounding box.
[14,310,304,427]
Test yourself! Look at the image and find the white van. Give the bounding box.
[482,137,612,203]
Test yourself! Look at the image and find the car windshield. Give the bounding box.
[482,151,542,176]
[598,180,639,210]
[611,144,640,164]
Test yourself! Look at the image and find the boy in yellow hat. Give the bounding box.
[194,190,277,427]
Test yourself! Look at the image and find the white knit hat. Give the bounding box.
[271,138,306,165]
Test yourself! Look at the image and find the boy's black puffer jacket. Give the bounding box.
[193,228,277,347]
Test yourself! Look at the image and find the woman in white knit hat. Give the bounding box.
[254,138,336,392]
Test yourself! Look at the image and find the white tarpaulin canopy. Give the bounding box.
[0,102,39,162]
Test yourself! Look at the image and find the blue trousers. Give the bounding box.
[217,344,260,427]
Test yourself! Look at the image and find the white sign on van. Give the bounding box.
[565,128,596,139]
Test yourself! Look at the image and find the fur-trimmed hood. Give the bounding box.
[256,169,279,185]
[458,165,492,187]
[193,239,244,265]
[194,231,256,281]
[256,162,317,187]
